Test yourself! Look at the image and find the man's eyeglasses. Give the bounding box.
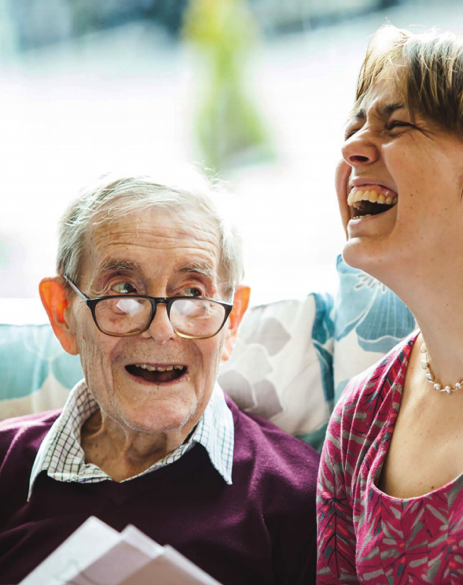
[64,277,233,340]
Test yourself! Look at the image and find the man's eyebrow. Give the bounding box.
[175,261,215,280]
[97,259,144,274]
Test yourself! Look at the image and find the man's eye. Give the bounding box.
[181,287,203,298]
[111,282,137,294]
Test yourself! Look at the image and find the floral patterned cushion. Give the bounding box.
[0,293,335,451]
[220,293,334,451]
[334,255,416,401]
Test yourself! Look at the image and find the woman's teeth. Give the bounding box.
[352,214,371,220]
[347,188,398,207]
[347,188,398,220]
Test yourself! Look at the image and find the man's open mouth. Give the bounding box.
[347,187,397,219]
[125,364,187,384]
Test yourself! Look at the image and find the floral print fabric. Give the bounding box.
[317,333,463,584]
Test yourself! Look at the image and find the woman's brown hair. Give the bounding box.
[355,25,463,136]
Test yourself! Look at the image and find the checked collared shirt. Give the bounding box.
[28,379,234,500]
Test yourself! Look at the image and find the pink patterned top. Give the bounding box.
[317,333,463,584]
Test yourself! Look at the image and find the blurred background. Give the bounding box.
[0,0,462,319]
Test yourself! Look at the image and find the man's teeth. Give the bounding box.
[347,189,397,207]
[134,364,184,372]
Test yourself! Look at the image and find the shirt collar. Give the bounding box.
[28,379,234,500]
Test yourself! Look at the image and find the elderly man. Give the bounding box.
[0,172,319,584]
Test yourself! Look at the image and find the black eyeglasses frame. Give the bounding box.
[63,276,233,340]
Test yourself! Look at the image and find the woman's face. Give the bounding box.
[336,78,463,282]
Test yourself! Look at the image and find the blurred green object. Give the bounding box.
[184,0,274,173]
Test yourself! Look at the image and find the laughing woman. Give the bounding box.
[317,26,463,584]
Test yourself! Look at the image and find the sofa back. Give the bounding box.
[0,257,416,451]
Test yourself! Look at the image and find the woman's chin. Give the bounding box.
[342,237,389,277]
[342,238,370,269]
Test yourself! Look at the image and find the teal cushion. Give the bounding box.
[333,255,416,402]
[0,324,83,403]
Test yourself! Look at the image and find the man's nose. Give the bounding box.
[140,303,176,343]
[341,128,379,168]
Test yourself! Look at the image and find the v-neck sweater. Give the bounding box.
[0,396,319,585]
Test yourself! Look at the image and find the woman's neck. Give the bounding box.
[387,267,463,389]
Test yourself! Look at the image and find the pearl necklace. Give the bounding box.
[420,343,463,394]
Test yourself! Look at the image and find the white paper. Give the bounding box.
[20,517,120,585]
[118,546,222,585]
[20,517,222,585]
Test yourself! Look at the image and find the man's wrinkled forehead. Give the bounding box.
[79,207,222,284]
[95,257,216,281]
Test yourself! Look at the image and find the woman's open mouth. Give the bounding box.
[125,363,188,384]
[347,187,397,220]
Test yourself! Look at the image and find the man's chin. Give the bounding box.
[106,372,209,436]
[122,406,197,436]
[114,391,198,431]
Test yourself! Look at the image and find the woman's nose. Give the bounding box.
[341,129,379,167]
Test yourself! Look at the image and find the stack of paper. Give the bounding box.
[20,516,222,585]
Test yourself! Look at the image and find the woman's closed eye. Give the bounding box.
[344,125,362,140]
[386,120,413,132]
[344,119,414,140]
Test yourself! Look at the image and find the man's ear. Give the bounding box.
[39,277,79,355]
[221,285,251,361]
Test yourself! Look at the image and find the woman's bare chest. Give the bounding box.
[378,384,463,499]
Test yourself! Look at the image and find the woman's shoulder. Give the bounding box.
[321,334,417,501]
[332,333,417,438]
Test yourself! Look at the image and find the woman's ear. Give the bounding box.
[39,277,79,355]
[221,285,251,361]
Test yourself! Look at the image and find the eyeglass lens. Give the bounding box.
[94,297,226,338]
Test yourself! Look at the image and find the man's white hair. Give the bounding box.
[57,169,244,297]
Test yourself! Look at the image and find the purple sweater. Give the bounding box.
[0,396,319,585]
